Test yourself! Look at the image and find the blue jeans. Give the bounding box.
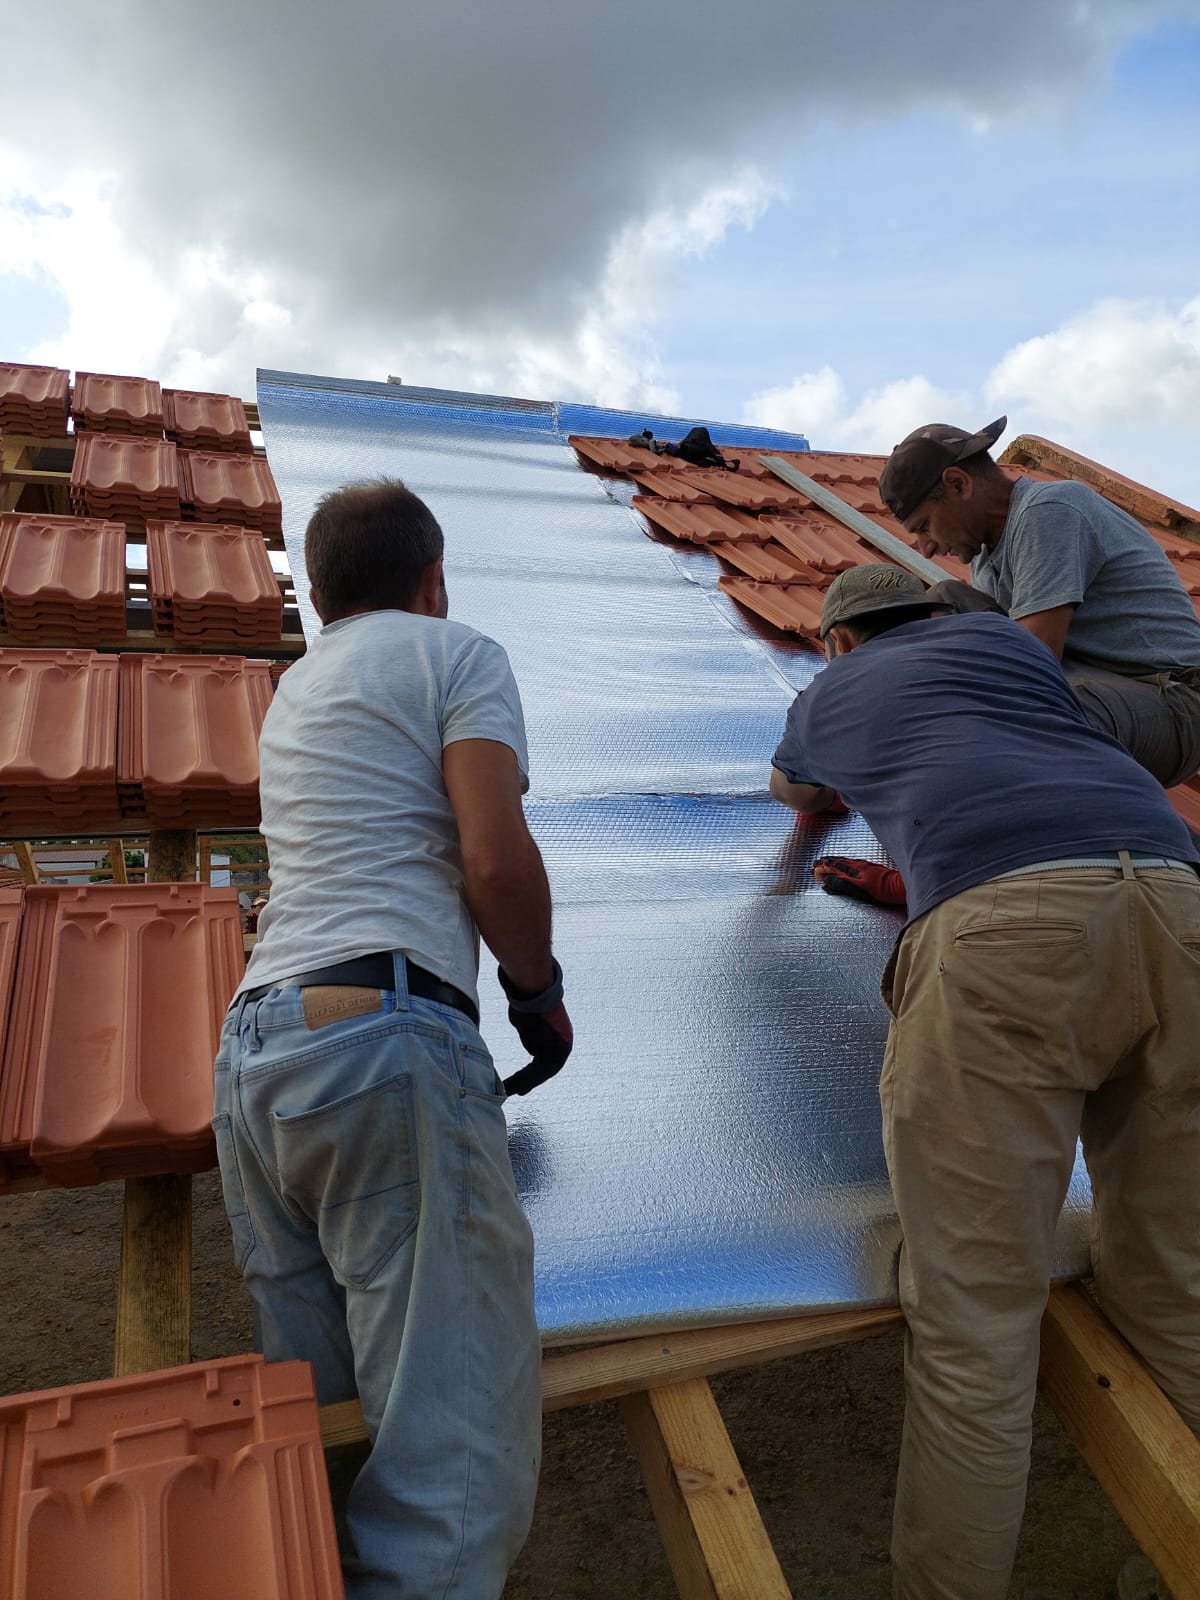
[213,955,540,1600]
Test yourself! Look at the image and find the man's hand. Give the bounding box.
[498,961,573,1095]
[813,856,907,907]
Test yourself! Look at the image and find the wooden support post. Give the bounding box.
[13,842,40,884]
[107,839,128,885]
[621,1377,791,1600]
[1040,1284,1200,1600]
[113,827,197,1376]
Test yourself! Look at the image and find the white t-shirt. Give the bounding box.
[239,609,529,1004]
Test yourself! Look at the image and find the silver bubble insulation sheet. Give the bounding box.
[257,371,1092,1342]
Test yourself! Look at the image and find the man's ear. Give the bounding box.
[828,624,858,656]
[941,465,973,500]
[309,586,327,624]
[414,557,444,617]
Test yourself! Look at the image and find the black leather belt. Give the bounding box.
[243,953,479,1025]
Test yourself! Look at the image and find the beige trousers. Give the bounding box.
[881,861,1200,1600]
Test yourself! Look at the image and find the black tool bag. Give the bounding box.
[675,426,739,471]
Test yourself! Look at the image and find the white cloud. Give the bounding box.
[743,292,1200,505]
[744,367,971,452]
[985,295,1200,431]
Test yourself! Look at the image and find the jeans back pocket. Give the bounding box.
[269,1073,421,1289]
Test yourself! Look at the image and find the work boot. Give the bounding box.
[1116,1553,1172,1599]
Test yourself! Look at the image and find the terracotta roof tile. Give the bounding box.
[0,886,22,1037]
[629,470,717,503]
[72,371,164,436]
[717,576,826,640]
[70,433,181,525]
[1003,435,1200,540]
[146,521,283,646]
[692,472,808,514]
[0,649,121,832]
[1169,780,1200,833]
[0,513,126,642]
[163,388,254,453]
[760,514,874,575]
[0,1354,343,1597]
[0,363,70,436]
[0,883,241,1186]
[631,495,769,546]
[118,653,273,827]
[711,539,821,584]
[179,450,284,540]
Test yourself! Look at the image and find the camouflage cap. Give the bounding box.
[819,563,932,639]
[878,416,1007,522]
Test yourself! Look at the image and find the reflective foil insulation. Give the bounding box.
[257,371,1092,1341]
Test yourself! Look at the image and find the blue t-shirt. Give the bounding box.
[772,613,1197,923]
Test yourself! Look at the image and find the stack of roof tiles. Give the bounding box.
[0,882,241,1188]
[0,646,274,834]
[0,1354,344,1598]
[71,371,164,436]
[146,521,283,646]
[0,362,70,436]
[71,433,181,524]
[164,388,254,453]
[0,512,126,641]
[0,649,122,833]
[118,652,274,827]
[179,450,284,541]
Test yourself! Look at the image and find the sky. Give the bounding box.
[1,1,1198,500]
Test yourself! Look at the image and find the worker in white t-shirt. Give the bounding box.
[214,478,571,1599]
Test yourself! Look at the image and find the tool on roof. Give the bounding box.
[758,455,944,584]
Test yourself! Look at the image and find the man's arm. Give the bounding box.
[443,738,554,994]
[1012,602,1076,661]
[769,766,838,814]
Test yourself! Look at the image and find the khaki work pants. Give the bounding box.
[881,861,1200,1600]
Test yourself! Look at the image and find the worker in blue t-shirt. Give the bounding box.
[770,563,1200,1600]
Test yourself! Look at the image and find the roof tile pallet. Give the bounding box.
[163,388,254,454]
[0,1355,344,1599]
[71,371,164,437]
[179,450,284,541]
[0,649,121,833]
[146,521,283,646]
[0,882,241,1188]
[70,433,181,525]
[117,653,274,827]
[0,513,126,642]
[0,363,70,437]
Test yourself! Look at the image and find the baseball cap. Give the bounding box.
[879,416,1007,522]
[819,564,932,639]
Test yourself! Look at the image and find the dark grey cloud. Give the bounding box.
[1,0,1190,388]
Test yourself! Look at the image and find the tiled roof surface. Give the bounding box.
[571,434,1200,642]
[0,513,126,642]
[0,649,121,832]
[118,653,274,827]
[70,433,181,524]
[179,450,284,540]
[146,521,283,646]
[0,883,241,1187]
[72,371,164,436]
[0,1355,343,1598]
[163,388,254,454]
[0,363,70,436]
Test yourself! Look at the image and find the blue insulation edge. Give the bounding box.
[256,368,811,453]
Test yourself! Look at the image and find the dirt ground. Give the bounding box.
[0,1173,1139,1598]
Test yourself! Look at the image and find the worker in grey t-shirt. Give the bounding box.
[879,415,1200,788]
[214,479,572,1599]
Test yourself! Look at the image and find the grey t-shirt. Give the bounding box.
[970,477,1200,673]
[239,609,529,1004]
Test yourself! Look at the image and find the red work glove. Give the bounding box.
[498,960,574,1095]
[813,856,907,907]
